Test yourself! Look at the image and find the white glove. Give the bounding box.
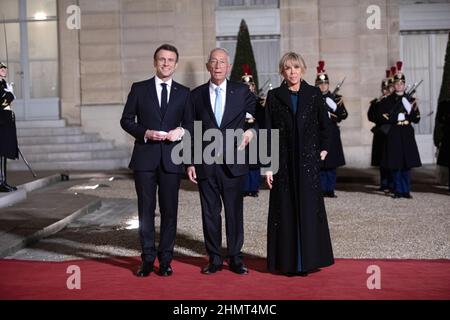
[397,113,406,121]
[4,82,16,99]
[325,97,337,111]
[327,111,331,119]
[402,97,412,114]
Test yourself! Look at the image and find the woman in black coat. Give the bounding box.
[264,52,334,276]
[436,99,450,191]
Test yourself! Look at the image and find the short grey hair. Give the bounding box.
[207,47,231,63]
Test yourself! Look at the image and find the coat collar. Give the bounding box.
[273,80,315,117]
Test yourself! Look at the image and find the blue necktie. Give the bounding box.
[214,86,223,126]
[160,83,168,116]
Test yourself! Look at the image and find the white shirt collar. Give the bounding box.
[209,79,227,93]
[155,75,172,88]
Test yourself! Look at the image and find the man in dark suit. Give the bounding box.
[186,48,256,275]
[120,44,192,277]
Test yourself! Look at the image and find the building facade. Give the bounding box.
[1,0,449,168]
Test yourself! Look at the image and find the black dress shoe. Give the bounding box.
[0,183,15,192]
[201,263,223,275]
[136,262,154,277]
[4,183,17,191]
[229,262,249,275]
[158,264,173,277]
[392,193,402,199]
[402,193,412,199]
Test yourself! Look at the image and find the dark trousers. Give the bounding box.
[0,156,7,184]
[134,167,180,265]
[380,167,393,190]
[198,164,246,266]
[320,169,337,192]
[244,169,260,193]
[392,169,411,194]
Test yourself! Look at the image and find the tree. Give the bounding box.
[230,19,259,91]
[434,32,450,147]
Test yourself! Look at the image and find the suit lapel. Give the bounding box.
[220,81,241,129]
[147,77,162,119]
[202,83,218,127]
[163,81,179,121]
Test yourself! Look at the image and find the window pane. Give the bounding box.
[27,20,58,98]
[26,0,57,19]
[249,0,279,7]
[219,38,280,94]
[0,0,19,20]
[218,0,245,7]
[0,23,22,99]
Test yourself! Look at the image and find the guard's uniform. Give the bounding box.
[0,62,19,192]
[368,68,395,191]
[315,61,347,198]
[377,61,421,198]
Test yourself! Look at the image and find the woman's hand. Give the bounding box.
[265,171,273,189]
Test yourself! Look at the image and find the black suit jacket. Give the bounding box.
[190,80,256,178]
[120,77,192,173]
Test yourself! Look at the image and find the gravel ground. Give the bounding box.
[8,175,449,261]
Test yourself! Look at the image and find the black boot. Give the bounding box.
[0,157,16,192]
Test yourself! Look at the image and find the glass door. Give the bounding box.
[0,0,59,120]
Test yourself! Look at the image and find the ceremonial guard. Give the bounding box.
[377,61,422,199]
[368,68,394,192]
[315,61,347,198]
[0,62,18,192]
[241,65,265,197]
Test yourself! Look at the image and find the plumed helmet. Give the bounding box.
[315,60,329,85]
[393,61,405,83]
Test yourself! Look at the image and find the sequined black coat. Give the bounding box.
[0,79,18,159]
[436,99,450,167]
[265,80,334,274]
[320,92,347,169]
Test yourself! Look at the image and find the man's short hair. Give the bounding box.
[154,44,179,62]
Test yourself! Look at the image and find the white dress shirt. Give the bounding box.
[155,76,172,107]
[209,80,227,121]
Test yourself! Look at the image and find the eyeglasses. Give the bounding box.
[209,59,227,67]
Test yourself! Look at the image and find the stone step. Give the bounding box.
[18,133,100,145]
[18,149,130,162]
[17,127,83,137]
[15,119,67,128]
[19,141,116,153]
[9,158,129,171]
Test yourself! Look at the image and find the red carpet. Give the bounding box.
[0,257,449,300]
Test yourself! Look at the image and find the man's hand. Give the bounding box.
[166,127,184,142]
[238,129,254,151]
[144,130,168,141]
[265,171,273,189]
[186,166,197,184]
[320,150,328,161]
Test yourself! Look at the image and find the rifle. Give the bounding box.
[378,79,423,135]
[330,77,346,99]
[388,79,423,119]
